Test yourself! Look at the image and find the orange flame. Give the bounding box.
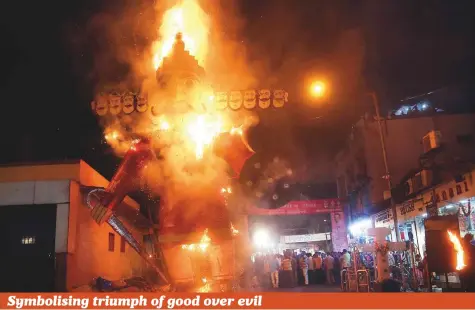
[103,0,254,170]
[230,223,239,236]
[104,130,120,142]
[186,114,223,159]
[447,230,466,271]
[221,186,232,194]
[182,229,211,252]
[152,0,209,70]
[198,277,211,292]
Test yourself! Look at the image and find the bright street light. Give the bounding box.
[349,219,372,236]
[310,81,326,98]
[253,228,270,247]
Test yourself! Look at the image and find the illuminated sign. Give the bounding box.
[280,233,331,244]
[397,198,426,222]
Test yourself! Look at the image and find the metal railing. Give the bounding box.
[341,268,371,292]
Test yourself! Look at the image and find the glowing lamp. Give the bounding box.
[310,81,326,98]
[253,229,270,248]
[349,219,372,236]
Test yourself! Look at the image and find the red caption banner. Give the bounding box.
[1,293,475,309]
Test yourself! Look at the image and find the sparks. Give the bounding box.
[447,230,466,271]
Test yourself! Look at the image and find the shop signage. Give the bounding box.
[431,174,473,206]
[397,198,426,222]
[400,201,415,216]
[281,233,330,244]
[374,209,394,228]
[248,199,343,216]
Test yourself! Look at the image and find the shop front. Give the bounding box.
[436,199,475,236]
[431,174,475,237]
[424,188,474,292]
[386,170,475,291]
[395,198,427,256]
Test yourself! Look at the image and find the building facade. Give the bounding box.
[377,166,475,256]
[0,160,146,292]
[335,113,475,222]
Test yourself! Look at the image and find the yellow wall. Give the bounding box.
[0,162,80,183]
[67,180,144,289]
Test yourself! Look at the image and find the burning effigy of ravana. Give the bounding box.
[88,0,297,291]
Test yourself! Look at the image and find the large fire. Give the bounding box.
[152,0,209,70]
[447,230,466,271]
[94,0,253,292]
[150,0,230,160]
[103,0,252,162]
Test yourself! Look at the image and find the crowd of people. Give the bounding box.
[252,250,352,289]
[249,233,475,292]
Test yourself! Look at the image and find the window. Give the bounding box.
[442,191,447,200]
[456,185,462,195]
[120,236,126,253]
[456,134,474,144]
[21,236,35,245]
[464,181,469,192]
[435,193,440,202]
[108,233,115,252]
[448,188,454,198]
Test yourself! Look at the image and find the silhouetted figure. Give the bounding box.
[381,279,401,292]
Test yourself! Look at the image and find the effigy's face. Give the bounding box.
[122,94,135,114]
[273,90,286,108]
[215,92,228,110]
[228,91,243,110]
[109,94,122,115]
[94,95,108,116]
[258,89,271,109]
[243,90,257,110]
[136,93,149,113]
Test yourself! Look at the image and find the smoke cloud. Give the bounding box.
[70,0,368,212]
[70,0,264,233]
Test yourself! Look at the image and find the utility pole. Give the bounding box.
[369,92,400,241]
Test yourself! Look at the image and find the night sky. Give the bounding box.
[1,0,474,180]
